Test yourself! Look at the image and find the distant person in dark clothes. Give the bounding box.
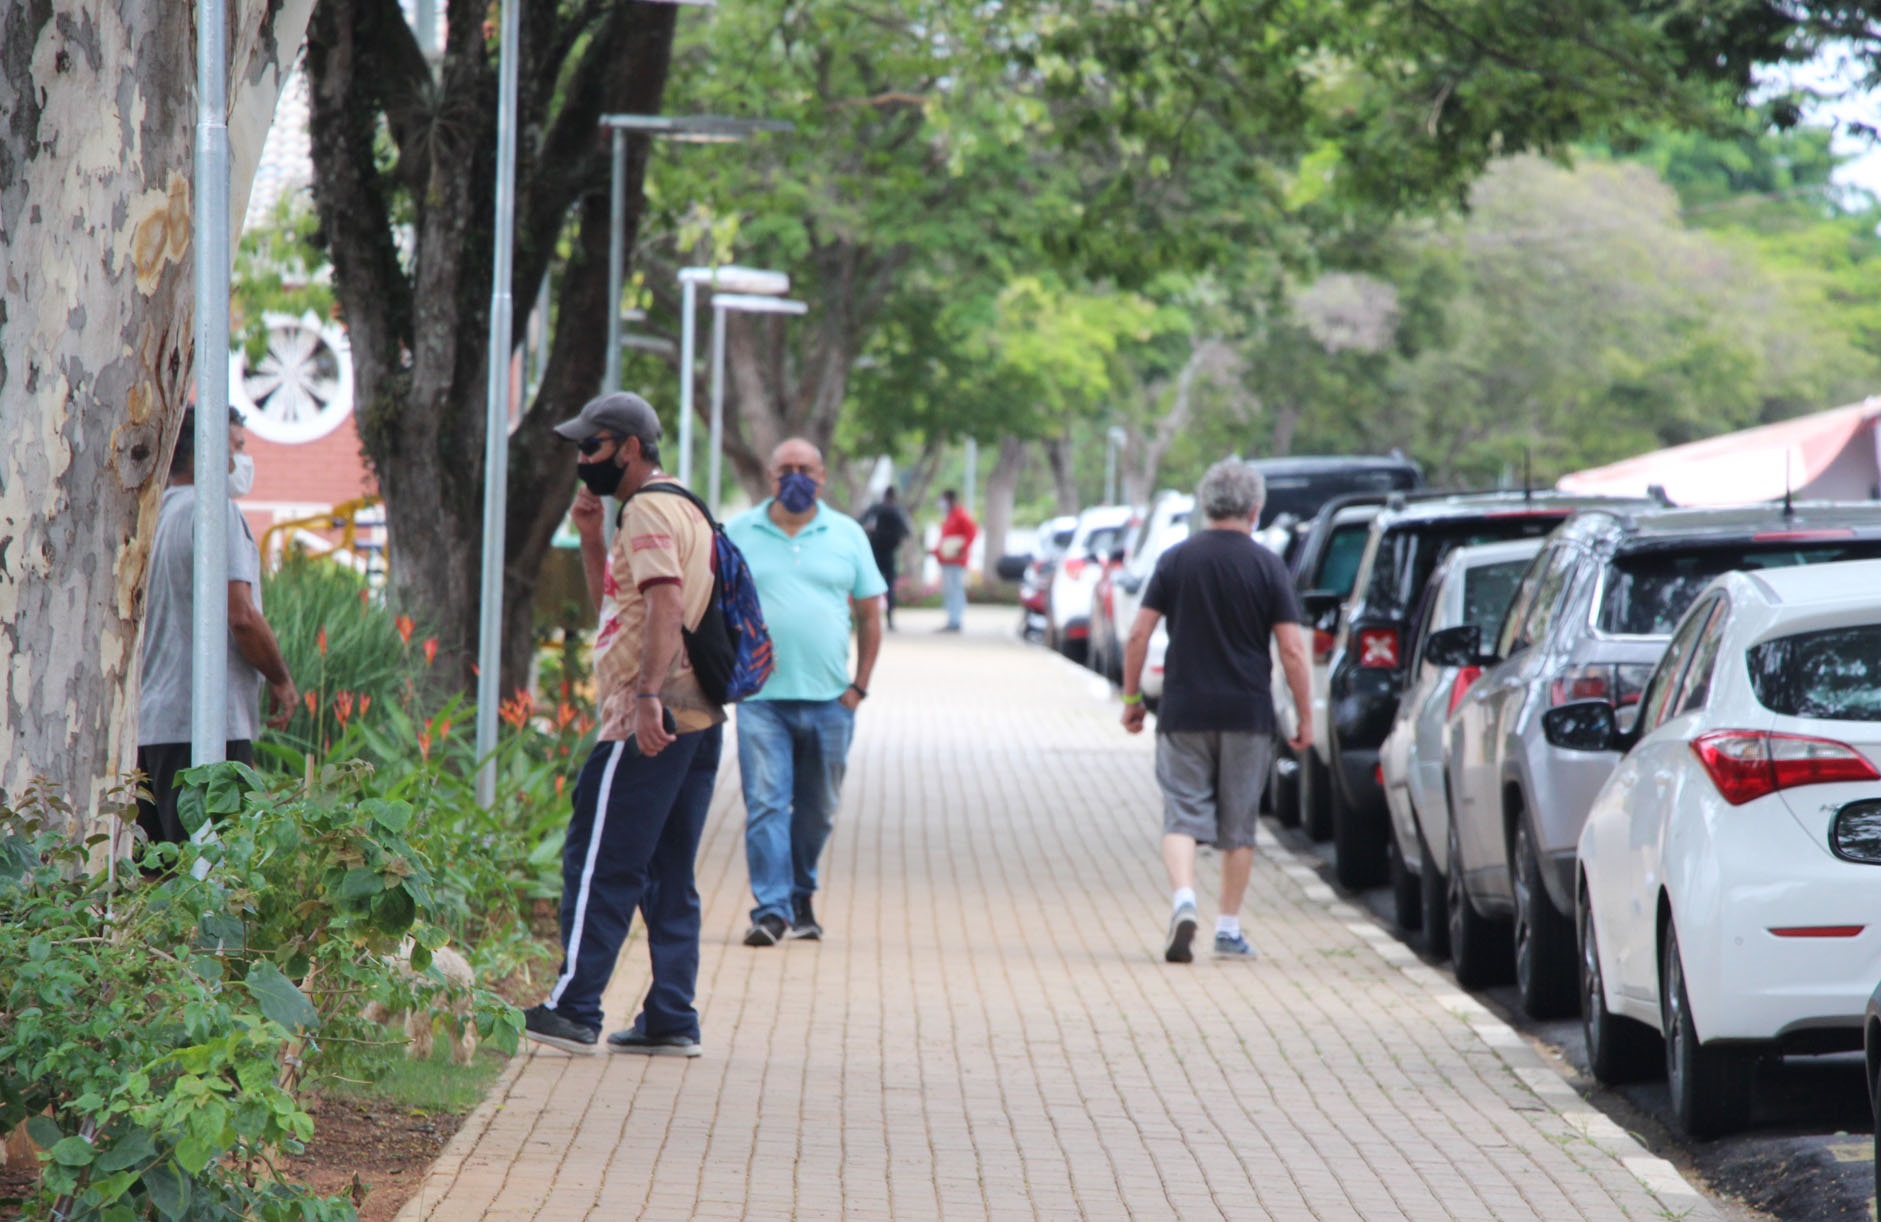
[1120,458,1312,964]
[858,486,913,630]
[136,408,297,849]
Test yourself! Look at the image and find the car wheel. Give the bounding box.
[1270,748,1301,829]
[1300,748,1333,842]
[1061,636,1088,665]
[1417,817,1449,960]
[1513,821,1578,1020]
[1873,1056,1880,1210]
[1578,881,1660,1085]
[1388,831,1422,932]
[1329,741,1386,891]
[1446,819,1512,989]
[1661,919,1754,1138]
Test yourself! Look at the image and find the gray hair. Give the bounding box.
[1198,459,1265,522]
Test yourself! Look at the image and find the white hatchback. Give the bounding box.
[1562,558,1881,1138]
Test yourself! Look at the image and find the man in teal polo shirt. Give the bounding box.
[726,437,886,946]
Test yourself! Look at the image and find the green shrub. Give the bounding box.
[0,767,522,1220]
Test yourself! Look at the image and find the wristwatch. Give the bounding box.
[848,683,868,700]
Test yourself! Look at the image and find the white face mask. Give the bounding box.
[228,453,256,498]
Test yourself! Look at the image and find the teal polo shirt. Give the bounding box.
[726,500,888,702]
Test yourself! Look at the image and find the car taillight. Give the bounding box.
[1312,628,1335,664]
[1446,665,1483,716]
[1548,663,1650,709]
[1691,729,1881,806]
[1357,626,1400,669]
[1062,557,1086,581]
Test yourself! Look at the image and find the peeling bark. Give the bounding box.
[981,436,1029,574]
[0,1,311,826]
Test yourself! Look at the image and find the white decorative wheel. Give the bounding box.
[230,311,354,444]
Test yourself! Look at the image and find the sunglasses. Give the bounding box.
[576,435,615,456]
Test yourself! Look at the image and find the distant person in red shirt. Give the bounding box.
[931,489,977,632]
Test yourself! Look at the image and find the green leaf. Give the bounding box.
[368,801,412,834]
[142,1159,189,1219]
[102,1205,137,1222]
[370,884,415,935]
[172,1135,214,1176]
[176,785,209,836]
[409,942,432,973]
[96,1127,157,1173]
[25,1115,61,1148]
[49,1134,95,1166]
[243,961,318,1032]
[336,867,381,902]
[197,912,248,953]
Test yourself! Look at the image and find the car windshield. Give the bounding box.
[1364,517,1567,618]
[1312,523,1372,596]
[1460,559,1533,640]
[1085,526,1123,559]
[1599,542,1881,636]
[1749,624,1881,721]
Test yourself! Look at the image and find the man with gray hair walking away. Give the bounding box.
[1120,458,1313,962]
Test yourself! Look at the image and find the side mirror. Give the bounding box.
[1299,589,1342,624]
[1118,574,1144,595]
[1540,701,1620,753]
[1109,546,1127,564]
[1423,624,1481,669]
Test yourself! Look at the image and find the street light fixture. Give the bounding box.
[598,115,793,398]
[707,293,808,509]
[677,265,790,485]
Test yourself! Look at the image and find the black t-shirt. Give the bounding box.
[859,502,911,556]
[1141,529,1302,734]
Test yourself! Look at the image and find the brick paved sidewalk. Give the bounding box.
[397,606,1727,1221]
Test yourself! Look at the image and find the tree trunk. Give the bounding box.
[981,437,1029,572]
[1045,436,1081,516]
[308,0,677,701]
[0,0,313,828]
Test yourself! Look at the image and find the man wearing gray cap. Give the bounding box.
[522,392,727,1058]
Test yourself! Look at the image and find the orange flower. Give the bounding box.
[316,626,328,656]
[358,588,370,608]
[559,680,571,701]
[418,720,434,763]
[395,614,416,645]
[576,713,595,737]
[423,638,438,667]
[436,717,453,741]
[333,691,355,728]
[304,691,318,716]
[554,774,566,799]
[359,695,372,717]
[555,701,577,730]
[499,689,535,730]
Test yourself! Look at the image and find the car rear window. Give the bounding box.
[1084,526,1123,560]
[1599,543,1881,636]
[1311,523,1371,597]
[1461,559,1533,640]
[1364,517,1567,618]
[1258,467,1420,526]
[1749,624,1881,721]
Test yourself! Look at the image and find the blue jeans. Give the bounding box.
[546,726,722,1037]
[941,565,967,628]
[737,699,855,924]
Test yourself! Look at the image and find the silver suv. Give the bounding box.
[1439,504,1881,1014]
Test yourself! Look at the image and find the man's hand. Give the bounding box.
[633,696,674,757]
[839,686,863,712]
[1287,726,1312,755]
[571,486,605,539]
[266,677,299,731]
[1121,701,1148,735]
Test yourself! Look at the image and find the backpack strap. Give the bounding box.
[616,480,718,532]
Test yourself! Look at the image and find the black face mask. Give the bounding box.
[577,458,623,499]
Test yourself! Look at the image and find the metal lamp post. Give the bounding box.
[677,265,789,484]
[707,294,807,509]
[191,0,232,771]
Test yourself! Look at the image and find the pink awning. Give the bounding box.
[1557,398,1881,505]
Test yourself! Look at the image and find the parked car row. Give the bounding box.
[1315,495,1881,1138]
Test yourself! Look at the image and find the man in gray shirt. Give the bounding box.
[136,408,297,845]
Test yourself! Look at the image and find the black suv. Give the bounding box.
[1250,454,1422,529]
[1323,493,1637,890]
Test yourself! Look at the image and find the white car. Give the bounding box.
[1046,505,1136,664]
[1093,492,1193,683]
[1379,538,1541,938]
[1564,558,1881,1138]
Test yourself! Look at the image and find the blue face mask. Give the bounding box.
[777,470,818,513]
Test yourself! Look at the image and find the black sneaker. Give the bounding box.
[523,1003,599,1054]
[788,896,823,941]
[607,1026,702,1057]
[742,914,788,947]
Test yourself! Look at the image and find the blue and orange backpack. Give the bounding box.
[620,482,773,704]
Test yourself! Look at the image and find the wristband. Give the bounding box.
[1121,691,1143,706]
[635,692,661,701]
[848,683,868,700]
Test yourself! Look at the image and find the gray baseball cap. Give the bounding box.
[553,391,662,445]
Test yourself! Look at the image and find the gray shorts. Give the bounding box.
[1154,730,1274,850]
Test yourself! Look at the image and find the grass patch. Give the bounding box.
[325,1043,507,1115]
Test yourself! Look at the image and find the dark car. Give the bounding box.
[1322,492,1639,891]
[1249,454,1423,530]
[1868,979,1881,1206]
